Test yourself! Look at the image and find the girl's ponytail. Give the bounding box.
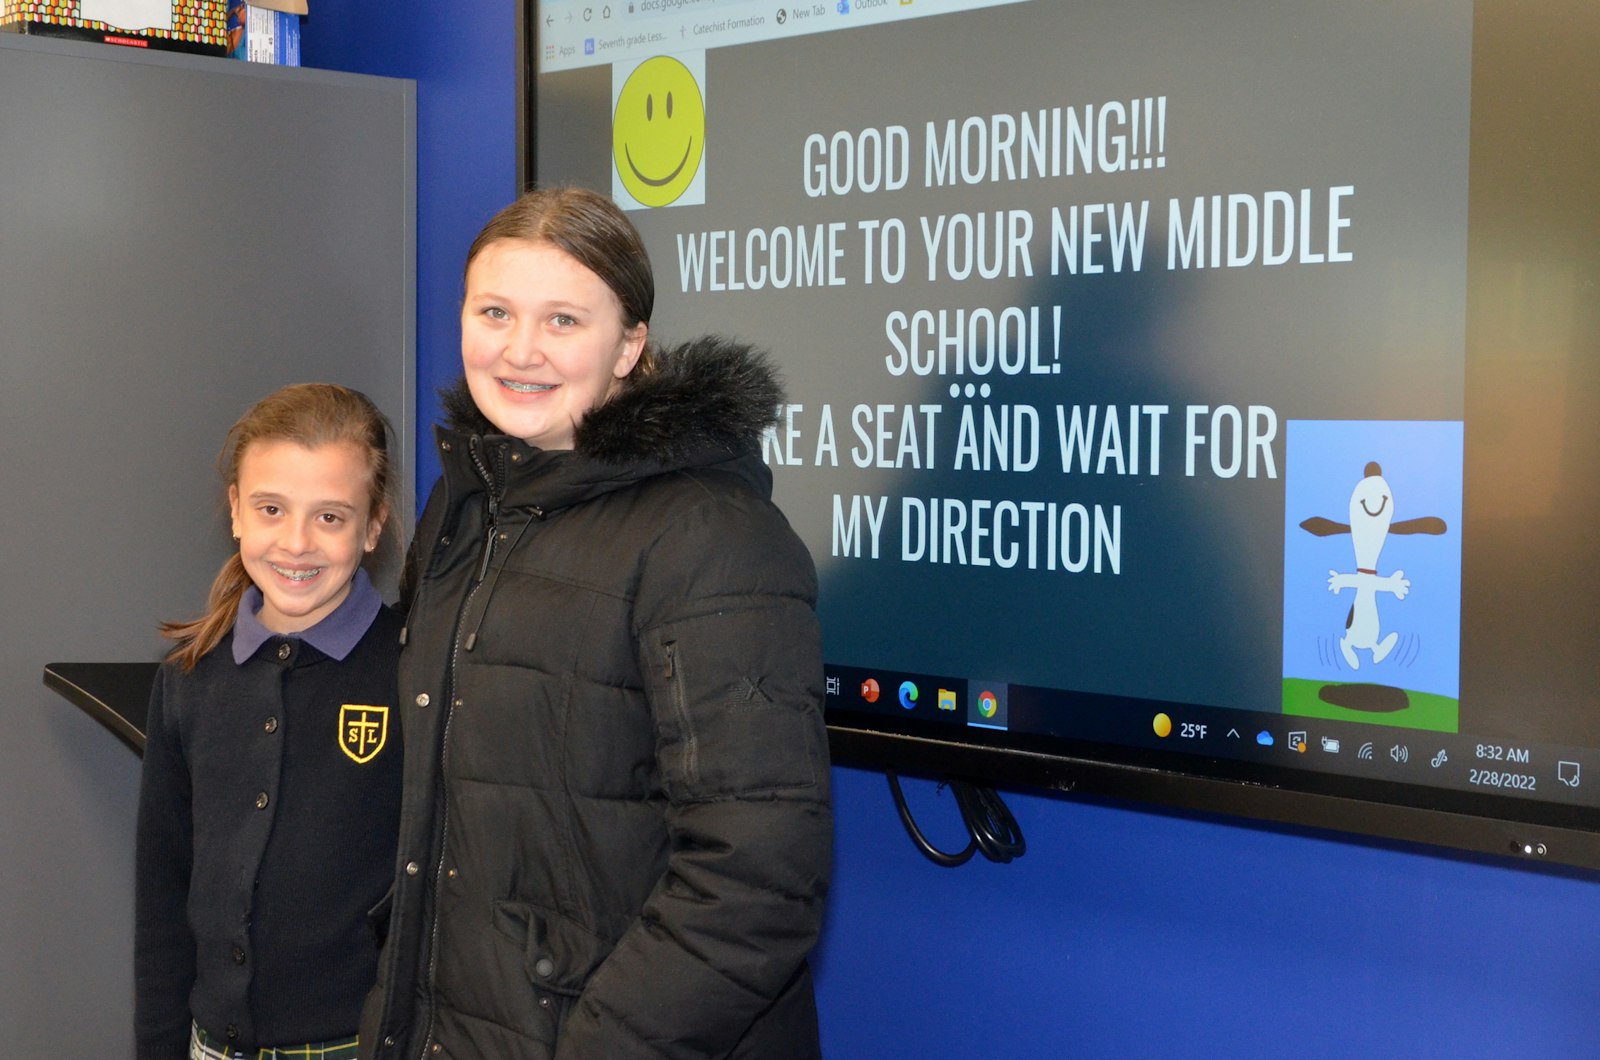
[160,553,253,672]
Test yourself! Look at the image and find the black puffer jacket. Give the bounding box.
[362,339,832,1059]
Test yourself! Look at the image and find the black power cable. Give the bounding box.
[886,769,1026,867]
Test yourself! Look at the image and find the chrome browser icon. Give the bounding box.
[967,683,1008,729]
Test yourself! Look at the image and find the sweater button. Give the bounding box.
[232,945,246,965]
[277,642,291,661]
[255,791,269,810]
[534,956,555,978]
[383,1037,395,1048]
[226,1025,239,1040]
[430,1044,442,1055]
[405,861,419,876]
[415,693,430,708]
[263,716,278,734]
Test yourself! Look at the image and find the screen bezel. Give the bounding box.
[826,709,1600,870]
[518,0,1600,872]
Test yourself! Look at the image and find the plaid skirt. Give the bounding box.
[190,1022,359,1060]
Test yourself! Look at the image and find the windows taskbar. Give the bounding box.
[821,662,1600,814]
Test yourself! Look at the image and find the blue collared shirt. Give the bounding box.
[232,567,383,665]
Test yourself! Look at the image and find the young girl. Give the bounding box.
[136,383,404,1060]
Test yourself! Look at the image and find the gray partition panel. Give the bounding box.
[0,34,414,1051]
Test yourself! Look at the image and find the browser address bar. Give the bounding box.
[535,0,1031,74]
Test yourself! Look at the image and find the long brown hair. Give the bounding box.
[465,185,660,375]
[161,383,396,671]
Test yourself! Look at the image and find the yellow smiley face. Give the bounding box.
[613,56,705,208]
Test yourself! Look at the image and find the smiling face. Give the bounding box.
[461,239,647,450]
[613,55,705,207]
[229,439,386,634]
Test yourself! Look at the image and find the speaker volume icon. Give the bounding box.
[1390,744,1409,764]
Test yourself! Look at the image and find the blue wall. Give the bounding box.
[302,0,516,491]
[303,6,1600,1056]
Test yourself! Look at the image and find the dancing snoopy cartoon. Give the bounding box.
[1299,461,1447,671]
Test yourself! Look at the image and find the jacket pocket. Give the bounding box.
[366,882,396,950]
[491,898,614,998]
[653,618,825,800]
[356,981,386,1060]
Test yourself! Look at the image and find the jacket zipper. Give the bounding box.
[417,438,503,1060]
[663,642,698,788]
[462,511,542,653]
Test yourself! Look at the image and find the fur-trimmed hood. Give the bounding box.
[440,335,783,468]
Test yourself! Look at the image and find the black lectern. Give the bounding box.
[43,662,158,755]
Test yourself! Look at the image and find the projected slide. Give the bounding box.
[534,0,1600,828]
[576,0,1470,704]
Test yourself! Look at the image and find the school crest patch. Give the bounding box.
[339,704,389,764]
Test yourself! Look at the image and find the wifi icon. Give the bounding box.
[1358,742,1374,760]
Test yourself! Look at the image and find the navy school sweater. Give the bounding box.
[135,604,403,1057]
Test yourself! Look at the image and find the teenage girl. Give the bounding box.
[362,188,830,1059]
[135,383,404,1060]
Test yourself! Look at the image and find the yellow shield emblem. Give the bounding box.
[339,704,389,764]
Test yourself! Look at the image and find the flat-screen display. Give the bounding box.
[526,0,1600,868]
